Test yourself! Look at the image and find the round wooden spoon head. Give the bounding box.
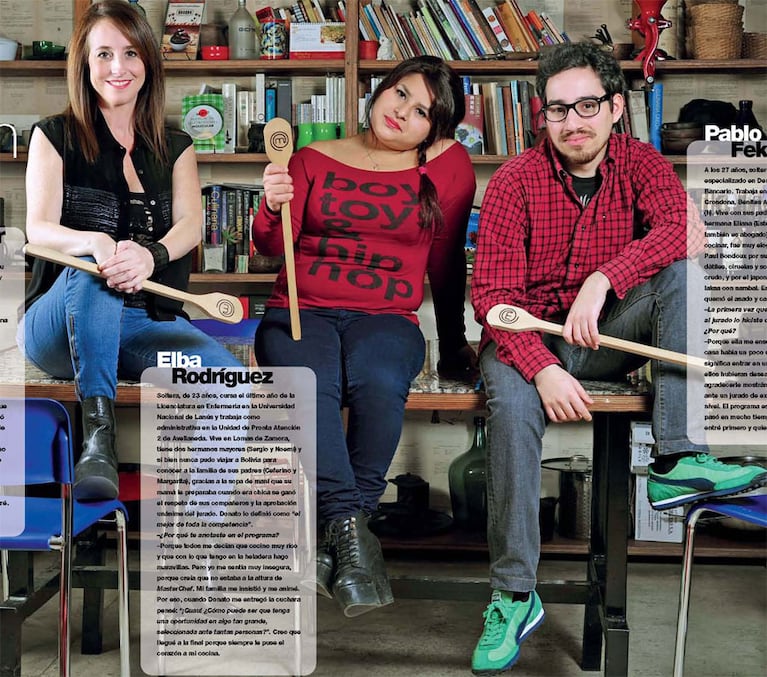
[264,117,294,166]
[486,304,540,332]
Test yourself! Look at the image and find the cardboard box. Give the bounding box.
[182,94,225,153]
[630,420,654,474]
[289,22,345,60]
[633,475,684,543]
[161,0,205,61]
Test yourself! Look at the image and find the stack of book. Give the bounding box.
[258,1,348,23]
[621,84,664,151]
[199,183,264,273]
[453,76,543,156]
[188,75,345,153]
[358,0,568,61]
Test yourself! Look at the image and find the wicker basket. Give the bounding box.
[743,32,767,59]
[688,2,744,25]
[687,2,744,59]
[685,0,739,6]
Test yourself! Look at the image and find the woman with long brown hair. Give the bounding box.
[253,55,478,617]
[19,0,241,501]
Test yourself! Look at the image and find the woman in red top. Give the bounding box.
[252,56,477,617]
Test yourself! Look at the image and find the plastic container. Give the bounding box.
[201,45,229,60]
[0,37,18,61]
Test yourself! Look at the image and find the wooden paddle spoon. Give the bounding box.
[24,243,244,324]
[264,117,301,341]
[486,304,707,370]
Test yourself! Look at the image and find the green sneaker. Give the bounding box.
[647,453,767,509]
[471,590,544,675]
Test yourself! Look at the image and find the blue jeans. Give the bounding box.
[18,266,242,400]
[480,260,708,592]
[255,307,425,523]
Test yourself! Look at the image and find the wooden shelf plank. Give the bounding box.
[0,59,346,76]
[360,58,767,75]
[4,58,763,78]
[380,530,765,560]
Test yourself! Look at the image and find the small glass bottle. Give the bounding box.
[127,0,146,16]
[228,0,260,60]
[448,416,488,533]
[735,100,763,136]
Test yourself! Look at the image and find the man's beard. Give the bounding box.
[556,131,607,169]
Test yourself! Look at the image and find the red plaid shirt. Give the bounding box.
[472,134,705,381]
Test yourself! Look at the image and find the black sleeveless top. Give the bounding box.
[23,112,194,320]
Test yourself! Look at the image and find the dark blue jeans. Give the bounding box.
[255,308,425,523]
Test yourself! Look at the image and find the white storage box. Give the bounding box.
[633,475,684,543]
[631,421,655,474]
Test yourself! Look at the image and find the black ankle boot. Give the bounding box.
[301,523,334,598]
[315,523,335,598]
[328,511,393,617]
[74,396,118,501]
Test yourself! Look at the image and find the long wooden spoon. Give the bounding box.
[486,304,707,370]
[24,243,244,324]
[264,117,301,341]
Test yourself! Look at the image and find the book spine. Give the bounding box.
[265,85,276,122]
[507,0,538,51]
[627,89,650,142]
[236,90,251,151]
[480,82,498,154]
[445,0,485,56]
[221,83,237,154]
[206,185,222,246]
[456,92,484,155]
[438,0,478,58]
[398,13,424,56]
[464,0,504,54]
[482,6,513,52]
[423,0,466,60]
[495,84,508,155]
[501,84,516,156]
[411,12,438,57]
[450,0,493,55]
[494,3,528,53]
[253,73,266,124]
[362,3,383,41]
[275,79,292,123]
[648,83,663,152]
[373,3,405,60]
[419,5,454,60]
[518,80,534,149]
[359,5,381,40]
[510,80,522,154]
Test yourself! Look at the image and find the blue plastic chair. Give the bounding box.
[673,493,767,676]
[0,399,130,677]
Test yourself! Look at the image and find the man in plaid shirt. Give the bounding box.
[469,42,767,675]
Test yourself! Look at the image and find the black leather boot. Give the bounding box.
[301,522,334,598]
[315,523,335,598]
[328,511,393,617]
[74,396,119,501]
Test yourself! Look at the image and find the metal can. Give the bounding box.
[260,20,287,60]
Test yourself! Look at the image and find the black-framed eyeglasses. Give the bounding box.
[542,94,613,123]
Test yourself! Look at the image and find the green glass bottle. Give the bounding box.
[449,416,488,533]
